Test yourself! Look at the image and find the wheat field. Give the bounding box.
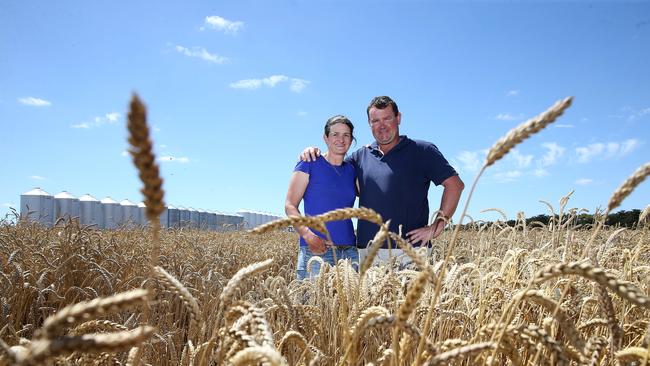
[0,95,649,365]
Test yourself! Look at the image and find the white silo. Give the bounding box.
[188,207,199,228]
[79,194,103,228]
[178,206,190,227]
[236,209,251,229]
[53,191,80,224]
[20,188,54,227]
[120,199,139,226]
[155,204,168,228]
[198,208,209,230]
[224,213,236,231]
[138,202,149,226]
[101,197,120,229]
[253,210,263,227]
[206,210,216,231]
[167,204,180,228]
[214,211,226,231]
[233,213,244,229]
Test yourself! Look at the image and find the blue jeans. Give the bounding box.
[296,245,359,280]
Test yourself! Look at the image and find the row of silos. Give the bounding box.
[19,188,245,231]
[237,209,283,229]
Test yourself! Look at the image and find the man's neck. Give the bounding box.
[377,137,401,155]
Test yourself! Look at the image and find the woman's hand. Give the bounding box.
[304,231,329,254]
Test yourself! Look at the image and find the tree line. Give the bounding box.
[461,209,644,229]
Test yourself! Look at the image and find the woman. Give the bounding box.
[285,115,357,280]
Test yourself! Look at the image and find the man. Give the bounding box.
[303,96,464,265]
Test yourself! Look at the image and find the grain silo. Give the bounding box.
[207,210,216,229]
[138,202,149,226]
[253,211,263,227]
[20,188,54,227]
[53,191,80,224]
[198,208,209,229]
[236,209,251,229]
[214,211,226,231]
[154,204,167,228]
[79,194,103,228]
[167,204,180,228]
[233,213,244,229]
[120,199,139,226]
[188,207,199,228]
[178,206,190,227]
[101,197,120,229]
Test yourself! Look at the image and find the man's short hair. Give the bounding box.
[367,96,399,118]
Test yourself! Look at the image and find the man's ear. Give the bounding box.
[397,112,402,125]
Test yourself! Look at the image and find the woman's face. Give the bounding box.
[323,122,353,156]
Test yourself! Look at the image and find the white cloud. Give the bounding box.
[575,178,593,185]
[554,124,574,128]
[202,15,244,34]
[455,151,482,173]
[230,79,262,89]
[576,143,605,163]
[105,112,120,123]
[175,45,228,64]
[575,139,641,163]
[121,150,129,157]
[620,139,641,155]
[158,155,190,164]
[297,111,308,117]
[230,74,310,92]
[506,90,520,97]
[18,97,52,107]
[263,75,288,87]
[533,168,549,177]
[71,123,91,129]
[539,142,565,166]
[509,149,533,169]
[290,78,310,93]
[29,175,45,180]
[494,113,523,121]
[494,170,522,182]
[2,203,14,208]
[623,106,650,121]
[71,112,121,129]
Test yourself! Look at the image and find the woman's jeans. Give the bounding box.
[296,245,359,280]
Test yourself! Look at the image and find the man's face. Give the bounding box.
[368,106,400,146]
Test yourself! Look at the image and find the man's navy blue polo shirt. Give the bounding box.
[347,135,458,248]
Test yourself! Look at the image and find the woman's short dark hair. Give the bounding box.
[366,96,399,118]
[324,115,356,143]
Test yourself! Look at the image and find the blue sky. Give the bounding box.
[1,1,649,224]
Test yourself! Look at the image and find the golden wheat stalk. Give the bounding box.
[533,261,650,309]
[414,97,574,365]
[229,345,286,366]
[608,162,650,212]
[37,288,149,339]
[425,342,495,366]
[16,326,155,366]
[639,204,650,225]
[154,266,202,331]
[68,320,128,336]
[485,97,573,167]
[127,95,165,223]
